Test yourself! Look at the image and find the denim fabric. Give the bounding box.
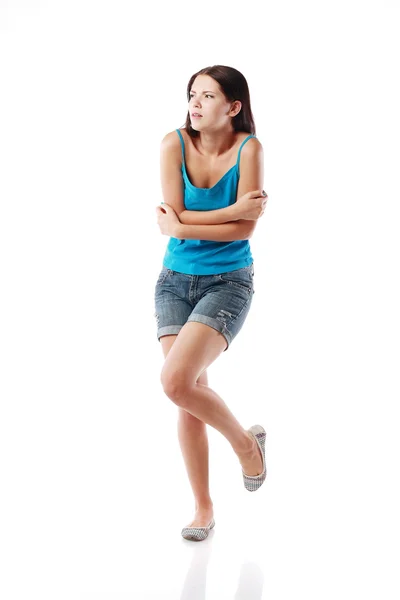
[154,263,255,352]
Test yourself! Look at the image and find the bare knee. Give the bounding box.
[160,367,207,403]
[160,368,194,406]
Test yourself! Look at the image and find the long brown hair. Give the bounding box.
[182,65,256,138]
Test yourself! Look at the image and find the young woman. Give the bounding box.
[154,65,269,541]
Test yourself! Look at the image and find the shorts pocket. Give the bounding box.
[156,267,173,286]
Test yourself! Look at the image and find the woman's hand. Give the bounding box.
[155,203,181,238]
[234,190,268,220]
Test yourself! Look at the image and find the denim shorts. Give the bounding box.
[154,263,255,352]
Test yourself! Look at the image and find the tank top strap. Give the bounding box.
[175,129,185,166]
[236,134,257,166]
[175,128,255,171]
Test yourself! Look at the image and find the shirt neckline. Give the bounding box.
[182,163,237,191]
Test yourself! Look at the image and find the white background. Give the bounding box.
[0,1,399,599]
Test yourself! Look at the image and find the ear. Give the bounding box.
[230,100,242,117]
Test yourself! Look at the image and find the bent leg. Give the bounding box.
[160,323,253,457]
[160,334,213,511]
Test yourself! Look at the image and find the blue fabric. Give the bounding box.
[162,129,256,275]
[154,264,255,351]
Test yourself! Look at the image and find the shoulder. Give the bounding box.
[160,130,183,166]
[238,136,264,172]
[241,135,263,156]
[160,129,182,150]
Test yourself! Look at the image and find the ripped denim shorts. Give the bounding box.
[154,263,255,352]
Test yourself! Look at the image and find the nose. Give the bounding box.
[190,96,201,109]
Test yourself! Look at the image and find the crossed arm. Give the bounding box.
[174,205,253,242]
[159,132,264,242]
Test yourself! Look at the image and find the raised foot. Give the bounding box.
[237,432,263,477]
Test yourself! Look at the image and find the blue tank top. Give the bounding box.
[162,129,256,275]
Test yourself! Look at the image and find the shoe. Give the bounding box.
[242,424,267,492]
[181,517,215,541]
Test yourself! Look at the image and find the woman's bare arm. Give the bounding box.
[178,205,240,225]
[175,220,253,242]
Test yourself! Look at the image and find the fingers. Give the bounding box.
[249,190,268,198]
[246,190,263,198]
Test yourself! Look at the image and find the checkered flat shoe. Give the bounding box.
[181,517,215,541]
[242,424,267,492]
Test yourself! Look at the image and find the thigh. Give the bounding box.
[160,333,209,386]
[161,321,227,391]
[160,334,177,358]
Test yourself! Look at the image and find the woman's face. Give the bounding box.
[188,75,238,130]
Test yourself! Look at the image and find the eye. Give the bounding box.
[189,93,214,99]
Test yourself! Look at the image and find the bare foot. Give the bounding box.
[237,432,263,476]
[184,507,214,528]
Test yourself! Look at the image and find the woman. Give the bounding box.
[154,65,269,541]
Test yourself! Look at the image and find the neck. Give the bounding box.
[196,128,236,158]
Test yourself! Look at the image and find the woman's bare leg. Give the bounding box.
[160,323,263,478]
[160,334,214,527]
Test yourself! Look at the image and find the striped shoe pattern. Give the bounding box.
[242,424,267,492]
[181,517,215,541]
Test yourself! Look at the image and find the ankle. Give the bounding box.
[233,431,254,456]
[195,501,213,512]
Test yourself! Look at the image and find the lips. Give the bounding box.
[191,113,203,117]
